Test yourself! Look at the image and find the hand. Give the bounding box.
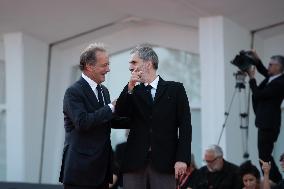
[246,66,255,79]
[260,159,271,175]
[111,99,116,106]
[174,161,187,179]
[128,68,142,92]
[260,159,272,189]
[251,49,260,61]
[109,174,118,188]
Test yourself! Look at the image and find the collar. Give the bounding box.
[268,73,283,83]
[82,72,99,90]
[145,75,159,89]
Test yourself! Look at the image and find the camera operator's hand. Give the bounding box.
[246,66,255,79]
[249,49,262,66]
[251,49,260,60]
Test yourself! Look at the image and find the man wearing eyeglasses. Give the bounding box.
[247,51,284,184]
[195,145,242,189]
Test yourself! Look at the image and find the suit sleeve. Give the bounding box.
[111,115,131,129]
[249,78,284,100]
[63,86,113,131]
[115,84,133,117]
[176,83,192,164]
[254,59,268,77]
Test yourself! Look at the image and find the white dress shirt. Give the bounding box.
[82,73,114,112]
[144,75,159,100]
[268,73,283,84]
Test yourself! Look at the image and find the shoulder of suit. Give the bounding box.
[271,74,284,84]
[100,84,108,89]
[223,160,239,171]
[163,80,184,88]
[100,85,110,94]
[199,165,209,172]
[65,79,85,94]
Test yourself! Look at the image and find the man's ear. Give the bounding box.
[85,63,93,71]
[146,61,152,69]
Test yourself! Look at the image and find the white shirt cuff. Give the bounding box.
[108,104,114,113]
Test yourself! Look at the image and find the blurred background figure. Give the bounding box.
[262,152,284,189]
[247,51,284,184]
[196,144,242,189]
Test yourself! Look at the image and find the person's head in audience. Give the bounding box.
[239,160,260,189]
[203,145,224,172]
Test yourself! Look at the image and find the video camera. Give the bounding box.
[231,50,257,72]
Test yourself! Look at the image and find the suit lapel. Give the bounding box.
[101,85,110,104]
[78,77,100,107]
[259,78,269,89]
[134,83,152,106]
[154,77,168,103]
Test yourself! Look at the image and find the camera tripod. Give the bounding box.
[217,71,250,159]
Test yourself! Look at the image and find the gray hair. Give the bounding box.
[79,43,106,71]
[205,144,223,158]
[271,55,284,72]
[130,44,159,70]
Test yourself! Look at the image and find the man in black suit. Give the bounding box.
[59,44,116,189]
[247,51,284,183]
[115,44,192,189]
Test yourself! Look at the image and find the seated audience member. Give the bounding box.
[239,160,261,189]
[262,153,284,189]
[196,144,242,189]
[177,153,199,189]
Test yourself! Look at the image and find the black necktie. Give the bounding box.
[96,85,104,107]
[145,85,153,103]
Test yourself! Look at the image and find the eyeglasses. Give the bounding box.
[204,156,219,164]
[269,63,280,66]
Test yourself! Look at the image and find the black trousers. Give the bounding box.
[64,182,108,189]
[123,152,175,189]
[258,128,282,183]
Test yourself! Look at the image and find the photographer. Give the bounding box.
[246,50,284,184]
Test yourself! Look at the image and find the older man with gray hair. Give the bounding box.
[195,144,242,189]
[115,44,192,189]
[59,43,117,189]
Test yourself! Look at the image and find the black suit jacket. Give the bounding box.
[115,77,192,173]
[59,77,114,187]
[249,60,284,130]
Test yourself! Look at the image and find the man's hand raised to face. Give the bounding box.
[128,68,143,92]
